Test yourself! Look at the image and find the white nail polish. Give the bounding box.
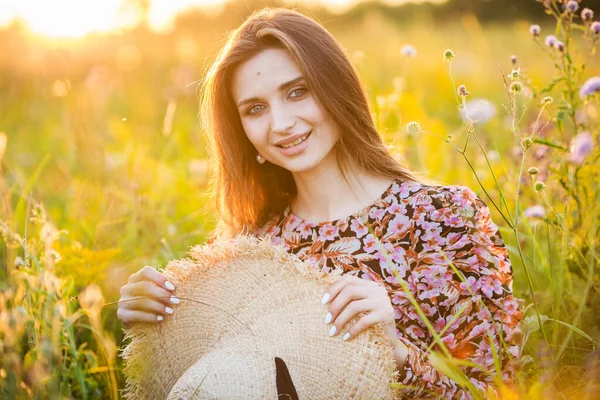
[324,312,332,324]
[165,281,175,291]
[329,325,337,337]
[165,307,174,314]
[157,315,164,322]
[170,296,180,304]
[343,333,350,341]
[321,293,330,304]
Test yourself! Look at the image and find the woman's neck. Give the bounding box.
[290,167,394,224]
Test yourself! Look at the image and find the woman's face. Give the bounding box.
[231,47,340,173]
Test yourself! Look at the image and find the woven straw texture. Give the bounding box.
[121,235,399,399]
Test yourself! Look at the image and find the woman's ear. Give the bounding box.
[275,357,299,399]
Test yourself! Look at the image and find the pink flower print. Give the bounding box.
[480,276,504,298]
[407,324,426,339]
[298,222,313,239]
[442,333,458,349]
[433,317,447,332]
[363,234,377,253]
[369,207,386,220]
[271,236,285,247]
[399,182,421,199]
[350,218,369,238]
[451,186,476,207]
[420,302,437,317]
[319,224,339,241]
[459,276,481,294]
[285,214,302,231]
[422,265,451,288]
[388,213,410,237]
[469,320,492,340]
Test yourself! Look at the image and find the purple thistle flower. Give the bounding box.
[565,1,579,13]
[592,21,600,35]
[569,132,594,165]
[524,205,546,219]
[555,41,565,52]
[545,35,557,47]
[581,8,594,22]
[579,76,600,98]
[530,24,541,37]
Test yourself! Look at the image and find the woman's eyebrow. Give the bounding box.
[237,76,305,108]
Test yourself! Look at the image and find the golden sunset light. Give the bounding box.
[0,0,445,37]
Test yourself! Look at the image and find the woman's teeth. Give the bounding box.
[280,133,309,148]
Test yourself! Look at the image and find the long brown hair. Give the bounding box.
[200,7,420,239]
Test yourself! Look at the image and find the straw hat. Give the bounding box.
[121,235,399,399]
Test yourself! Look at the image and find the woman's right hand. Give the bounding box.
[117,265,180,329]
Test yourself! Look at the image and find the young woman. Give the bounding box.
[118,7,523,398]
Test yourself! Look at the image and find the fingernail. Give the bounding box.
[321,293,330,304]
[329,325,337,337]
[165,307,174,315]
[165,281,175,291]
[343,332,350,341]
[157,315,164,322]
[170,296,180,304]
[324,312,332,324]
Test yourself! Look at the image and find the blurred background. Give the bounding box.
[1,0,599,398]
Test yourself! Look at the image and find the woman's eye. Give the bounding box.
[290,87,307,98]
[247,104,265,115]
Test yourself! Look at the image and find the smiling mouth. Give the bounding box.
[276,132,312,148]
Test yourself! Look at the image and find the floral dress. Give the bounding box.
[253,179,524,399]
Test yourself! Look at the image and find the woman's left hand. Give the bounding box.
[321,275,399,346]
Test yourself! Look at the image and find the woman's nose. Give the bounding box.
[270,103,296,134]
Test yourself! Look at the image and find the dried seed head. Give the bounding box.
[541,96,554,105]
[510,81,523,93]
[528,167,539,175]
[443,49,455,61]
[535,181,546,192]
[521,137,533,149]
[510,68,521,80]
[529,24,541,37]
[406,122,421,135]
[457,84,470,97]
[581,8,594,22]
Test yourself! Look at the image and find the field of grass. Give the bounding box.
[0,1,599,398]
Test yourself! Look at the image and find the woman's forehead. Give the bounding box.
[231,48,303,101]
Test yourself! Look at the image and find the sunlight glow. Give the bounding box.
[0,0,445,38]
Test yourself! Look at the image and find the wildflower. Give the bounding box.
[406,121,421,135]
[529,24,541,37]
[581,8,594,22]
[569,132,594,165]
[541,96,554,105]
[545,35,557,47]
[555,41,565,52]
[521,137,533,149]
[443,49,455,61]
[510,81,523,93]
[524,205,546,219]
[460,98,497,125]
[579,76,600,98]
[592,21,600,35]
[400,45,417,57]
[457,84,470,97]
[510,55,518,65]
[510,68,521,80]
[565,1,578,13]
[528,167,539,175]
[535,181,546,191]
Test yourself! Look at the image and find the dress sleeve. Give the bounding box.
[388,185,524,399]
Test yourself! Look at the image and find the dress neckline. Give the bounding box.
[284,178,400,227]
